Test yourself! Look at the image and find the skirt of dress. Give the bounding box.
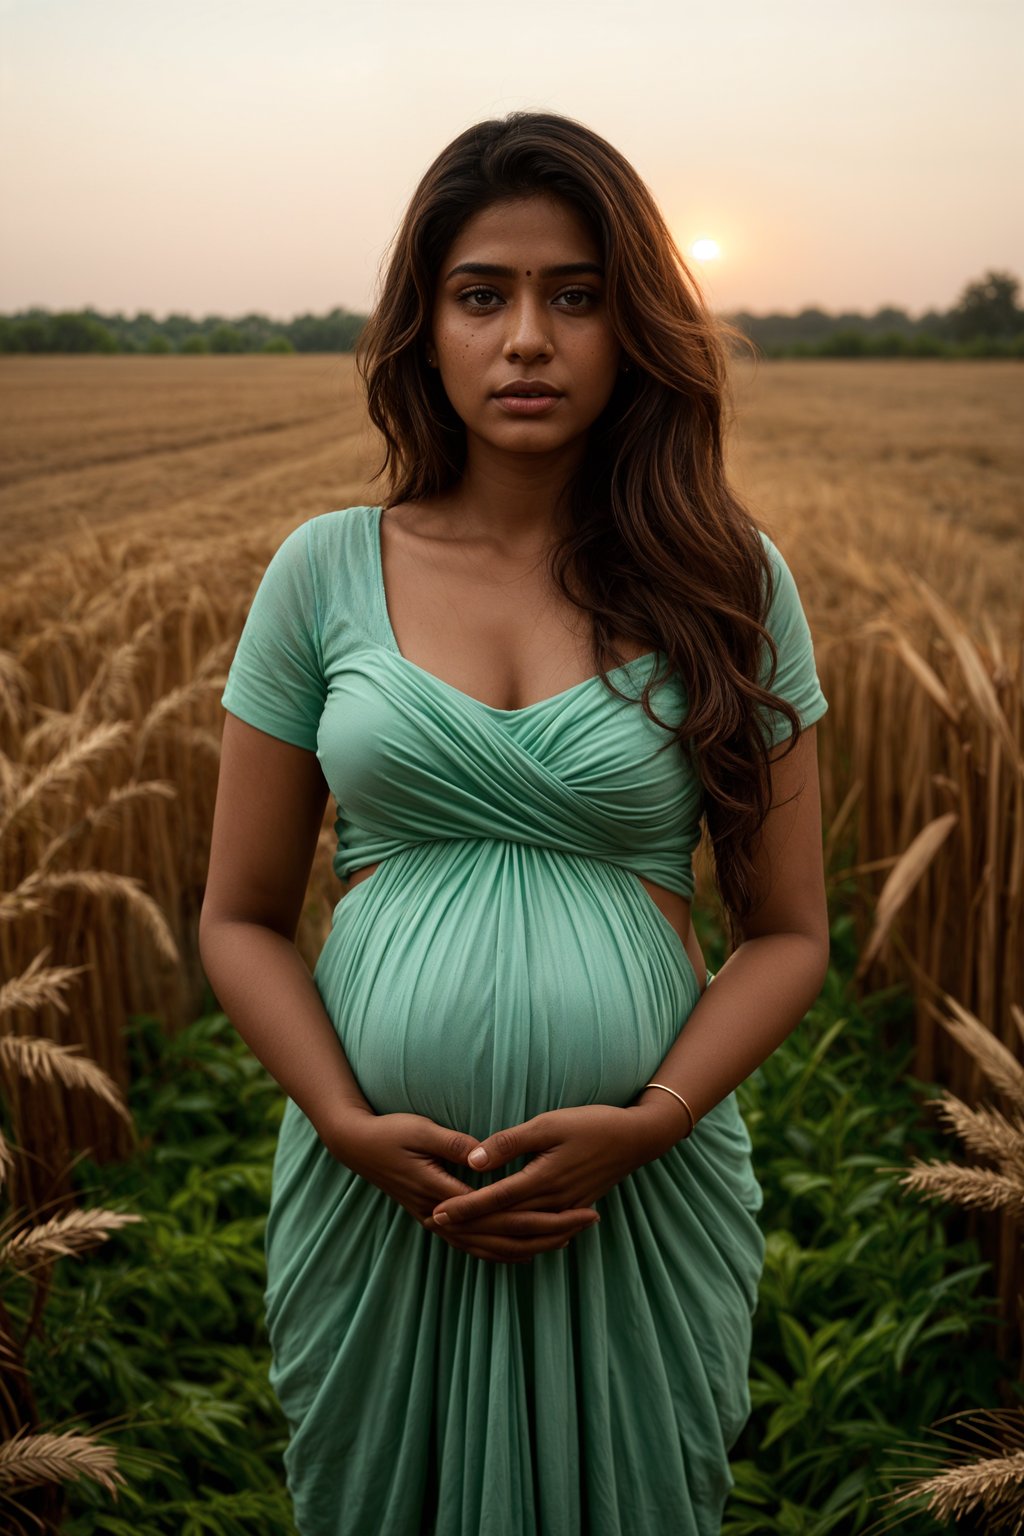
[264,841,766,1536]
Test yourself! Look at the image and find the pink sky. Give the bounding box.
[1,0,1020,319]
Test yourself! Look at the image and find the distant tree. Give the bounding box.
[868,331,911,356]
[948,270,1023,341]
[180,333,210,354]
[261,336,295,353]
[287,306,365,352]
[869,306,913,336]
[208,323,246,353]
[13,319,51,352]
[818,329,868,357]
[46,312,119,353]
[146,334,172,353]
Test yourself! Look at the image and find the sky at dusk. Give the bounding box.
[1,0,1020,321]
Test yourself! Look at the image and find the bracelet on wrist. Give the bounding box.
[639,1081,695,1138]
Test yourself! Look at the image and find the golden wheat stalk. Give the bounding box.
[136,672,230,746]
[0,1425,126,1494]
[0,721,133,844]
[0,1034,132,1125]
[908,572,1024,774]
[35,779,177,875]
[0,654,34,752]
[0,1127,13,1192]
[925,1090,1024,1168]
[0,948,90,1018]
[0,869,179,964]
[927,993,1024,1110]
[896,1159,1024,1220]
[856,812,959,975]
[889,1451,1024,1523]
[1012,1002,1024,1054]
[21,623,165,761]
[885,628,960,725]
[0,1207,143,1274]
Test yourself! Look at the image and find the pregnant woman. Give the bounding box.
[200,110,831,1536]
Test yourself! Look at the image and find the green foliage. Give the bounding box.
[14,1002,298,1535]
[728,266,1023,360]
[722,917,1010,1535]
[948,270,1022,342]
[0,310,119,354]
[207,324,246,354]
[0,305,367,355]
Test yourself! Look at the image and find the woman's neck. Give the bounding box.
[443,440,582,553]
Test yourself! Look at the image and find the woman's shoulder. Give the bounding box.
[306,503,380,538]
[303,504,380,567]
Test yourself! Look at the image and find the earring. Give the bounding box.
[619,361,631,373]
[426,350,436,367]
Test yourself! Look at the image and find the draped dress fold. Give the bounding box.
[220,503,830,1536]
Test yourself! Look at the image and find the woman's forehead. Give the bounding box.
[442,195,601,267]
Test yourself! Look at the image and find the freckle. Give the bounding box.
[526,270,532,276]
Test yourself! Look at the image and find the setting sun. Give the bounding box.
[690,238,721,261]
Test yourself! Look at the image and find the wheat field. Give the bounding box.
[1,353,1021,1207]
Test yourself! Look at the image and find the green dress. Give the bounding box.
[220,504,828,1536]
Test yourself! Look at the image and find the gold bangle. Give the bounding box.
[642,1081,695,1138]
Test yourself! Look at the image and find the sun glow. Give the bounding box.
[690,238,721,262]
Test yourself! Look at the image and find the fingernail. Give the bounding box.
[434,1213,449,1226]
[468,1147,488,1168]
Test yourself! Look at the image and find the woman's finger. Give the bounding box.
[424,1207,597,1240]
[462,1116,552,1173]
[431,1162,563,1225]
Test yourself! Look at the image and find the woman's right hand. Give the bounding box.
[327,1110,599,1264]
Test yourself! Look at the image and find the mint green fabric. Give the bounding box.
[219,505,827,1535]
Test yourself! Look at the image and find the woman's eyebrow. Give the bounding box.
[444,261,604,281]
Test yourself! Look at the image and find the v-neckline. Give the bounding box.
[369,504,658,717]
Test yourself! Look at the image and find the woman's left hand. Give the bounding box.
[427,1102,683,1229]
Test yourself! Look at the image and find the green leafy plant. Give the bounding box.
[20,1001,298,1535]
[722,922,1012,1535]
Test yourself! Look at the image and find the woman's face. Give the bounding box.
[427,193,624,460]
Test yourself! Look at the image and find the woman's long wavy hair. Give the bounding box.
[355,109,804,953]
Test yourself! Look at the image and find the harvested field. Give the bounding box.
[1,355,1020,630]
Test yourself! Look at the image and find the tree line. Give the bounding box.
[730,271,1023,358]
[1,270,1020,359]
[0,306,364,356]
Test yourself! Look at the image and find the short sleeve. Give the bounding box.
[756,532,829,746]
[220,521,326,751]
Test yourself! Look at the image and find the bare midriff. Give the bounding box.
[345,862,707,997]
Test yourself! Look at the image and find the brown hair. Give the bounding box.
[355,109,803,953]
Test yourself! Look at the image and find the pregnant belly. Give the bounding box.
[312,840,702,1145]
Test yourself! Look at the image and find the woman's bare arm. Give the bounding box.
[198,713,374,1146]
[631,721,831,1140]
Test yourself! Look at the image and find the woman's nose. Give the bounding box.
[502,296,553,361]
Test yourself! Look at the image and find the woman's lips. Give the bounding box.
[493,394,562,415]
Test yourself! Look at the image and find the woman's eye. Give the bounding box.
[458,287,501,308]
[557,288,599,310]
